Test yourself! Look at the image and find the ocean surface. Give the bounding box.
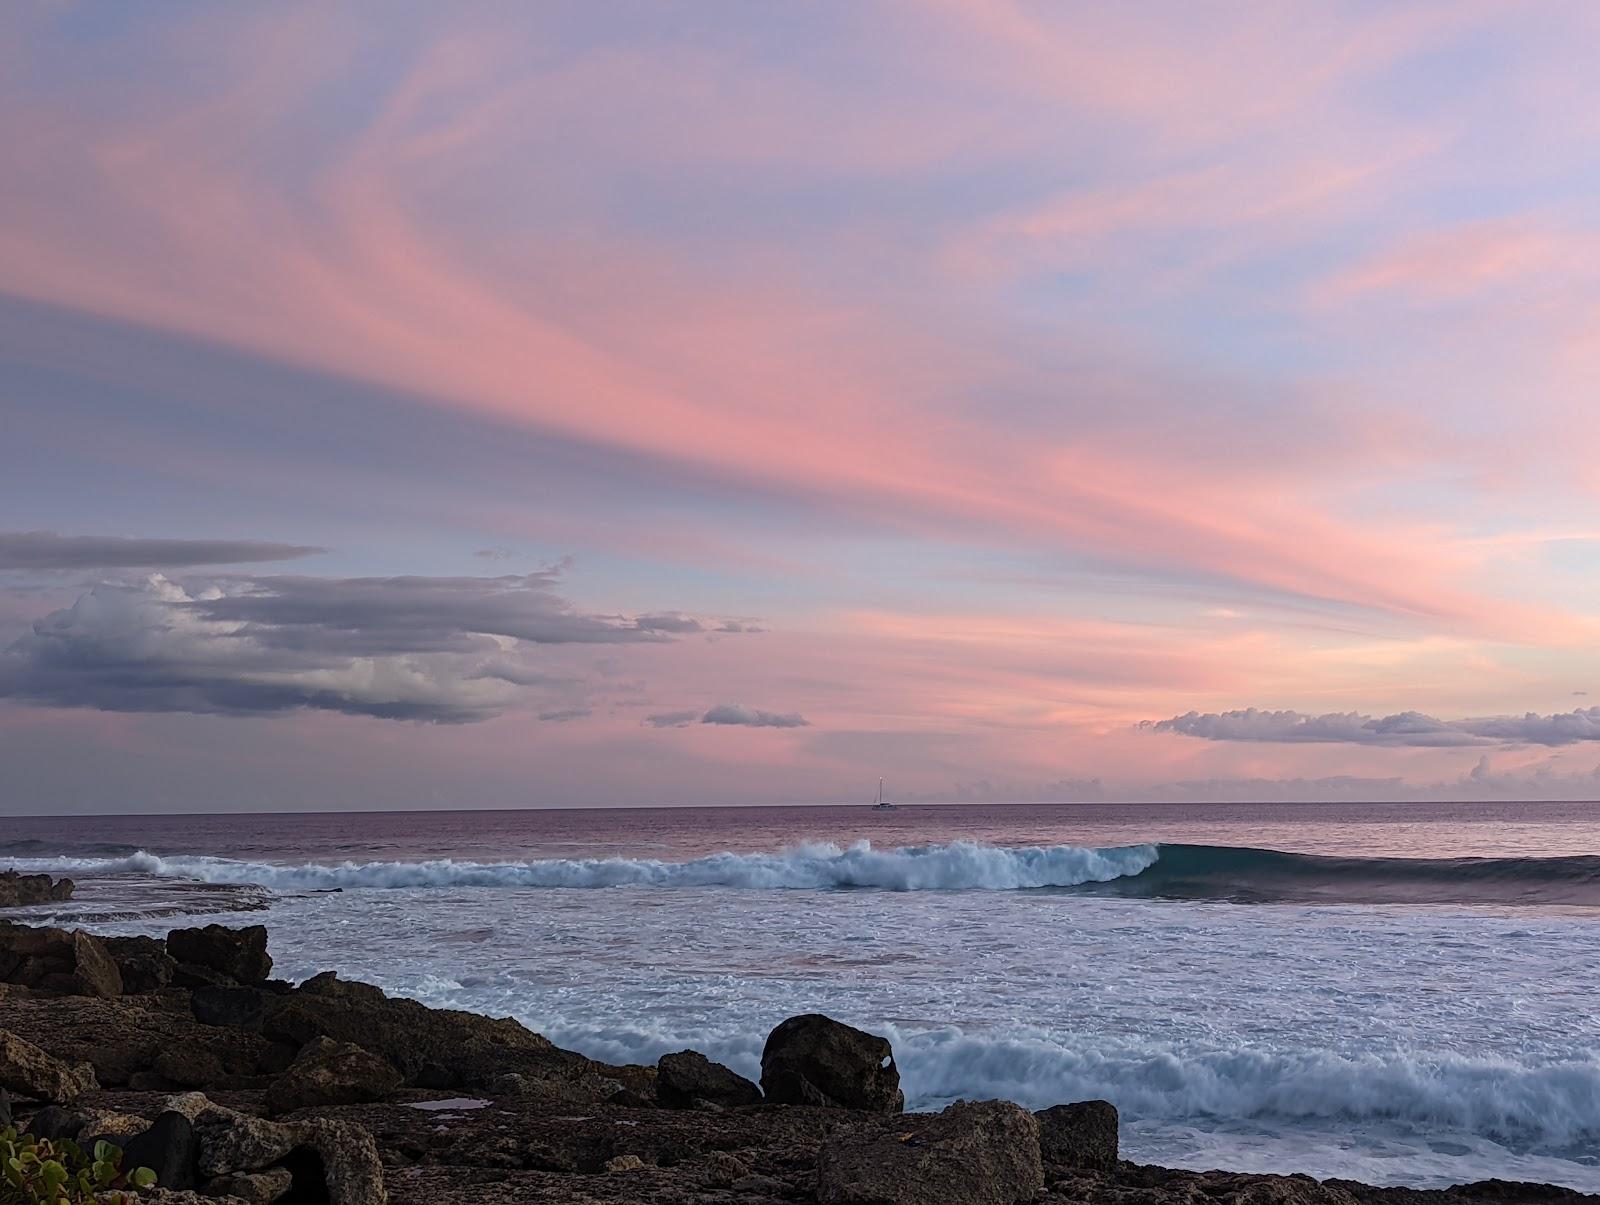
[6,800,1600,1191]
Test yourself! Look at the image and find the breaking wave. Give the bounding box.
[534,1014,1600,1151]
[895,1032,1600,1147]
[1,840,1159,893]
[10,841,1600,904]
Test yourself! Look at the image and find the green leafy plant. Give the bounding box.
[0,1128,157,1204]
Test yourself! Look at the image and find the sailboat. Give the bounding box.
[870,777,898,811]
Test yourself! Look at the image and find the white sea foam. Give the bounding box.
[471,1010,1600,1148]
[4,840,1159,893]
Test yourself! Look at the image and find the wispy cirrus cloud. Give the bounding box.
[1142,706,1600,748]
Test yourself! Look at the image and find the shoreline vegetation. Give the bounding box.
[0,877,1591,1204]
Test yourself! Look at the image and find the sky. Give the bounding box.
[4,1,1600,812]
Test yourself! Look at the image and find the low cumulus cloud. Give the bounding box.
[702,704,809,728]
[0,531,322,570]
[1141,706,1600,747]
[647,705,809,729]
[0,569,720,723]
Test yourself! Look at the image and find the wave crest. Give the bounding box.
[3,840,1160,893]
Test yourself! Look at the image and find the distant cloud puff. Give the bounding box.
[0,531,322,570]
[1141,706,1600,747]
[634,612,704,634]
[701,704,809,728]
[0,568,699,723]
[646,704,809,729]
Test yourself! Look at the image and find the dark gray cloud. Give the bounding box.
[646,705,809,729]
[0,531,322,570]
[701,704,809,728]
[0,571,701,723]
[1142,706,1600,747]
[186,572,671,655]
[634,612,704,634]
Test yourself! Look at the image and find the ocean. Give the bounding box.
[5,800,1600,1191]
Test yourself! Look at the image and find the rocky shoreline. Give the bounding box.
[0,897,1592,1204]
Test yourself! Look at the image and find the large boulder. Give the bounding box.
[761,1013,903,1111]
[656,1049,762,1109]
[264,1036,403,1114]
[0,925,122,996]
[817,1099,1043,1204]
[0,871,73,908]
[186,1095,386,1205]
[0,1027,97,1102]
[1036,1099,1118,1172]
[167,924,272,986]
[103,934,177,993]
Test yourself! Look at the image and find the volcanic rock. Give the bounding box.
[168,924,272,986]
[26,1104,73,1139]
[190,1095,386,1205]
[0,1026,97,1102]
[0,871,73,908]
[121,1110,201,1191]
[191,984,268,1029]
[264,1036,403,1114]
[202,1166,294,1203]
[761,1013,904,1111]
[655,1049,762,1109]
[103,934,177,993]
[817,1098,1043,1205]
[0,925,122,996]
[0,987,284,1088]
[152,1044,228,1089]
[1037,1098,1119,1172]
[257,971,603,1094]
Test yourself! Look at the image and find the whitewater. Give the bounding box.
[7,800,1600,1191]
